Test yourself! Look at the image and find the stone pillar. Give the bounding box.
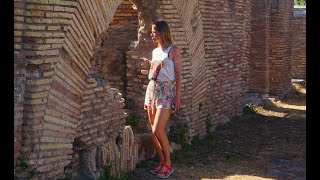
[250,0,269,95]
[268,0,293,97]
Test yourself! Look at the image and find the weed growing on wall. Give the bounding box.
[168,123,188,145]
[17,156,37,178]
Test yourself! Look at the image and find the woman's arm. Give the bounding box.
[171,46,182,112]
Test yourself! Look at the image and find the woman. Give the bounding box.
[141,20,182,178]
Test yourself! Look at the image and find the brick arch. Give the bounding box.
[16,0,139,178]
[16,0,191,178]
[124,0,192,135]
[172,0,208,138]
[93,0,139,97]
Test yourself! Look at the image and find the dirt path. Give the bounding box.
[130,82,306,180]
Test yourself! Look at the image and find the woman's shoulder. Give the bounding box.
[169,45,181,54]
[152,48,158,54]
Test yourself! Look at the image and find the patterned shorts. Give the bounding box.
[144,80,176,110]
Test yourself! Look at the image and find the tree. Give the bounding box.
[294,0,306,5]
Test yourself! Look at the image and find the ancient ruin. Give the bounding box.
[14,0,305,179]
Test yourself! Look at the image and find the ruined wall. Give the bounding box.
[94,0,138,96]
[14,0,295,179]
[14,0,27,168]
[126,0,252,139]
[291,7,306,79]
[199,0,251,129]
[173,0,208,138]
[268,0,293,96]
[14,0,137,179]
[125,0,192,134]
[250,0,269,95]
[249,0,293,98]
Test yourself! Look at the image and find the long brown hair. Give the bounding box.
[153,21,173,47]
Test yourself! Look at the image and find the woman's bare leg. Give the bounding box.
[152,108,172,166]
[147,106,164,162]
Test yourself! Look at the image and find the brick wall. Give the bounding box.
[199,0,251,129]
[14,0,295,178]
[14,0,27,168]
[250,0,269,95]
[125,0,193,135]
[249,0,293,97]
[94,0,138,96]
[174,0,208,138]
[14,0,137,179]
[268,0,293,96]
[291,7,306,79]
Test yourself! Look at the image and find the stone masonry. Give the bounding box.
[14,0,302,179]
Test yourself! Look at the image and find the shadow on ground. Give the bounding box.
[130,82,306,180]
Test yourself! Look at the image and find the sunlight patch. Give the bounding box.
[270,99,306,111]
[255,108,288,118]
[292,82,306,95]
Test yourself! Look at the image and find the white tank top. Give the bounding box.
[148,46,175,82]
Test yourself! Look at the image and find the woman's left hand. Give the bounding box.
[173,97,180,113]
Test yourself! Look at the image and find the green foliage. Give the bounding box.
[294,0,306,5]
[124,99,135,109]
[125,113,140,127]
[17,157,29,170]
[17,157,38,178]
[98,164,131,180]
[261,100,276,109]
[135,160,148,168]
[242,103,262,114]
[119,174,131,180]
[168,124,188,145]
[30,168,37,178]
[98,165,114,180]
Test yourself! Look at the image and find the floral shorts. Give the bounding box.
[144,80,176,110]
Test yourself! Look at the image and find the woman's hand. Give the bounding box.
[172,97,180,113]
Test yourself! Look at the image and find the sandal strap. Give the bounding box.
[163,163,172,169]
[152,161,164,171]
[157,164,172,176]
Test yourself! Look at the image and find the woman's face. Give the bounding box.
[150,25,161,43]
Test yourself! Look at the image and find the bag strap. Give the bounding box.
[167,46,173,60]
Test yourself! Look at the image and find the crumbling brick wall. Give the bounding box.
[250,0,270,95]
[14,0,27,168]
[198,0,252,132]
[249,0,293,98]
[14,0,137,179]
[14,0,295,179]
[268,0,293,97]
[291,7,306,79]
[94,0,138,96]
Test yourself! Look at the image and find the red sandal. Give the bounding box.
[156,163,174,179]
[150,161,164,175]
